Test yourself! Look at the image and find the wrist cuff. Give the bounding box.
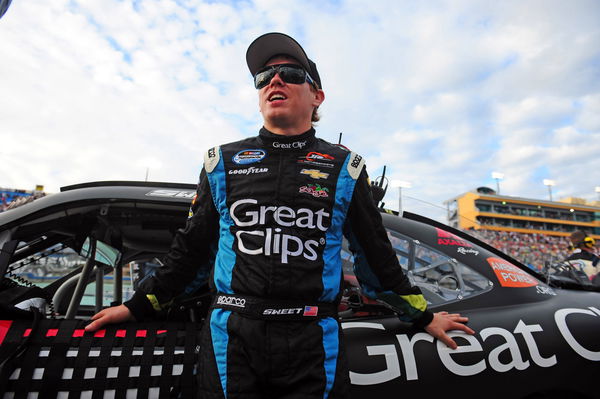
[124,291,156,321]
[411,310,434,330]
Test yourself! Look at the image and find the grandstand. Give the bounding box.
[445,187,600,270]
[466,229,570,271]
[1,185,46,212]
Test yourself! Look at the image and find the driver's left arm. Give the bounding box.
[344,167,433,328]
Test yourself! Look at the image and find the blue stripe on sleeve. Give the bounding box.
[320,153,357,301]
[344,226,381,299]
[207,148,236,294]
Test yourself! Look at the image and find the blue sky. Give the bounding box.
[1,0,599,222]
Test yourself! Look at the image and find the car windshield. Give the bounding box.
[7,238,135,311]
[406,234,492,305]
[342,229,493,308]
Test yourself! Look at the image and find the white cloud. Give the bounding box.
[576,94,600,132]
[495,96,574,129]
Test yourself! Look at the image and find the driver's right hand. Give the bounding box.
[85,304,135,332]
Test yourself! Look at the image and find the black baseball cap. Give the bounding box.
[246,32,322,89]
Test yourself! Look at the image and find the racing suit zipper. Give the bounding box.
[267,151,285,295]
[276,151,283,202]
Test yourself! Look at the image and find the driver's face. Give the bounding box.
[258,55,323,134]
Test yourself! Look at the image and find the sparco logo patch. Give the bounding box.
[230,198,329,264]
[299,184,329,198]
[300,169,329,180]
[350,154,362,168]
[273,141,307,149]
[229,167,268,175]
[208,147,216,158]
[233,149,266,165]
[216,295,246,308]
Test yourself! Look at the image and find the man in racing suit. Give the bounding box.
[86,32,474,399]
[567,230,599,284]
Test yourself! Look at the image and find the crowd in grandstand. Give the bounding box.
[0,190,46,212]
[465,229,571,271]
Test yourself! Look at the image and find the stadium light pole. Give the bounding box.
[492,172,504,195]
[391,180,412,215]
[139,158,162,182]
[595,186,600,201]
[543,179,555,202]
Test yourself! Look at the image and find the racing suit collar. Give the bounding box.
[259,127,316,151]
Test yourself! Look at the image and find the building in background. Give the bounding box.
[444,188,600,271]
[446,187,600,239]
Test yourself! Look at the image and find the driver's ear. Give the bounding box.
[312,89,325,107]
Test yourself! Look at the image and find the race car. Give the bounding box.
[1,181,599,398]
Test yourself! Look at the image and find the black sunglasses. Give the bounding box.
[254,64,318,90]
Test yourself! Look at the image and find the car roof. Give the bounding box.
[0,181,196,227]
[1,181,197,263]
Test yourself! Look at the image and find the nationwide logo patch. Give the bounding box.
[233,149,266,165]
[299,184,329,198]
[300,169,329,180]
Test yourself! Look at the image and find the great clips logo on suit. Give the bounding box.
[229,198,329,263]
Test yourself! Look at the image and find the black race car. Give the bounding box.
[1,181,599,398]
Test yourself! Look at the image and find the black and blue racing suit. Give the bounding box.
[124,127,433,399]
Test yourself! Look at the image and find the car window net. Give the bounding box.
[0,320,201,397]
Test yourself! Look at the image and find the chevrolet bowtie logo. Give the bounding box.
[301,169,329,180]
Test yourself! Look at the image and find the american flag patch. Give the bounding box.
[303,306,318,316]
